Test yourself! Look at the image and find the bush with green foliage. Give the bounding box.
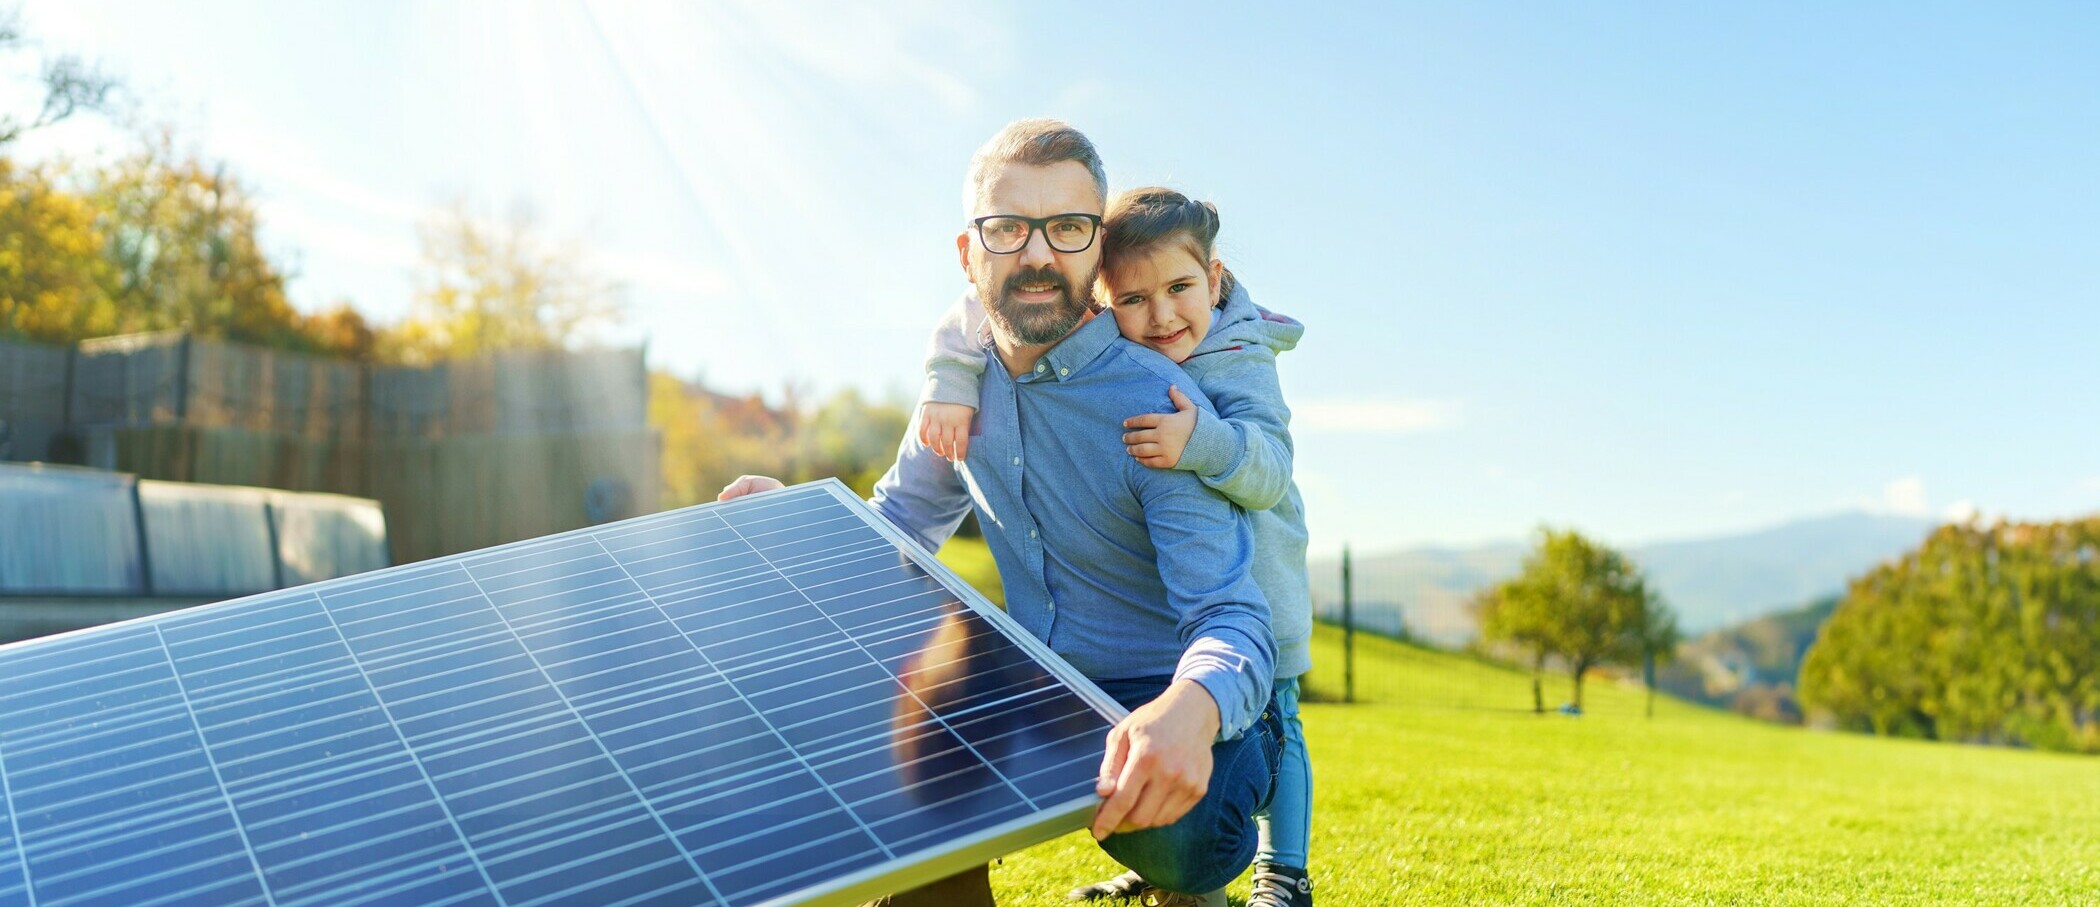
[1799,517,2100,752]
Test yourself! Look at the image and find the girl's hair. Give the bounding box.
[1100,187,1237,305]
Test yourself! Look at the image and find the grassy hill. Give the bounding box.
[980,622,2100,905]
[1653,596,1839,724]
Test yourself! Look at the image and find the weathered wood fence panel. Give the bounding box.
[2,331,659,564]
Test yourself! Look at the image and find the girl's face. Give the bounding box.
[1103,243,1225,364]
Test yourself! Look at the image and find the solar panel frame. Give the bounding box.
[0,478,1129,907]
[770,482,1128,906]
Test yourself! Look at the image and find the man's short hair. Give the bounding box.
[962,118,1108,217]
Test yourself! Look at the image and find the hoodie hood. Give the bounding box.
[1190,280,1303,358]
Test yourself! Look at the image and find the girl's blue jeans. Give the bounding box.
[1255,675,1312,869]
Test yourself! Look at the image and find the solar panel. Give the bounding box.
[0,479,1124,907]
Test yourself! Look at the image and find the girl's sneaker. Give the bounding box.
[1246,863,1313,907]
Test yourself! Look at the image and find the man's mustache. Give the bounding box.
[1003,266,1070,297]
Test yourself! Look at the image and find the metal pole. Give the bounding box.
[1342,544,1354,705]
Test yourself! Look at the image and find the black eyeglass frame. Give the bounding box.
[969,213,1104,255]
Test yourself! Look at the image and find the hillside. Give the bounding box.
[1653,596,1839,723]
[986,622,2100,905]
[1309,512,1934,644]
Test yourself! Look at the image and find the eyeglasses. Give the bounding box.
[970,213,1102,255]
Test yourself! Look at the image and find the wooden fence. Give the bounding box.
[2,331,661,564]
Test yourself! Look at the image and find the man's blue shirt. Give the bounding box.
[871,311,1276,739]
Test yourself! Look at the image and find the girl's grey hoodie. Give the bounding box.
[1171,281,1311,679]
[920,281,1313,679]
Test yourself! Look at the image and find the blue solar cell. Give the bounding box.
[0,480,1122,906]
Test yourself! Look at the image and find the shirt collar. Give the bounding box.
[1018,311,1120,383]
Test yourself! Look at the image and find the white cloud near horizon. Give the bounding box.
[1293,399,1460,434]
[1861,475,1930,518]
[1856,475,1983,523]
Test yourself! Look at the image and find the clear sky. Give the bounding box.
[12,1,2100,557]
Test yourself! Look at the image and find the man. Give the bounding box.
[720,119,1279,907]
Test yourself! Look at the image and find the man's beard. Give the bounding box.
[980,263,1095,346]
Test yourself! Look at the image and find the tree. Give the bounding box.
[1473,582,1556,714]
[89,133,314,347]
[383,202,623,363]
[0,7,121,148]
[0,157,116,340]
[1799,517,2100,753]
[1477,527,1676,711]
[301,301,377,361]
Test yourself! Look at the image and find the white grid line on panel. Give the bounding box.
[0,732,34,907]
[309,591,508,906]
[708,502,1040,826]
[153,623,280,907]
[16,786,221,855]
[269,835,463,903]
[458,552,728,907]
[0,634,163,687]
[586,523,907,861]
[85,851,262,907]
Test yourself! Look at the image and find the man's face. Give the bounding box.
[957,161,1103,346]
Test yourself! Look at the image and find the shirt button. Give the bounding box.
[1012,456,1020,466]
[1035,363,1046,373]
[1028,529,1038,539]
[1058,367,1069,377]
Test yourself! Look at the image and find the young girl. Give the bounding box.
[917,188,1315,907]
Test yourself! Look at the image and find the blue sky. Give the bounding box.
[11,1,2099,556]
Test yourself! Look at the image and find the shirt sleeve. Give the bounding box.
[1174,346,1294,513]
[869,407,975,554]
[1131,456,1276,741]
[922,290,990,407]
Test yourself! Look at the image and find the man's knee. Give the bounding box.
[1099,703,1284,893]
[1098,793,1262,894]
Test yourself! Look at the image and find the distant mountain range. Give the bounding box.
[1309,512,1938,645]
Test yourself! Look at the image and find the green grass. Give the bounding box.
[936,536,1004,606]
[980,623,2100,905]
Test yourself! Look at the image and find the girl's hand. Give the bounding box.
[1121,386,1197,469]
[918,402,977,462]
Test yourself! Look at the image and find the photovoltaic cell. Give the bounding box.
[0,480,1123,907]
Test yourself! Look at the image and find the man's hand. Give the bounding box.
[917,402,977,463]
[1091,679,1221,839]
[1121,385,1198,469]
[717,475,784,501]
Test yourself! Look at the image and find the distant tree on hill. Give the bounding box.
[1799,517,2100,753]
[1475,527,1678,712]
[1473,579,1556,714]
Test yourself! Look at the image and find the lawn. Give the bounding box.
[973,622,2100,906]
